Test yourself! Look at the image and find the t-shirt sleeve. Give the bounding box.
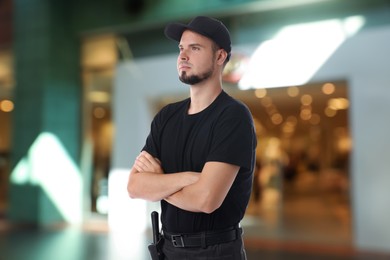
[206,107,256,171]
[142,112,161,158]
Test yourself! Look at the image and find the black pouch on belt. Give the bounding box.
[148,211,164,260]
[148,237,164,260]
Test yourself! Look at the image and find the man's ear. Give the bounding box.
[217,49,228,65]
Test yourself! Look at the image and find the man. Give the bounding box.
[128,16,257,259]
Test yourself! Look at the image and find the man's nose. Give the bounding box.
[179,50,189,61]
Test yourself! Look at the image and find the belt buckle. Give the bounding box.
[171,235,185,247]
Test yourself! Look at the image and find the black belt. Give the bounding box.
[163,225,242,248]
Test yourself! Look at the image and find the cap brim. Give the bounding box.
[164,23,189,42]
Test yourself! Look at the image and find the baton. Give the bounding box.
[151,211,160,244]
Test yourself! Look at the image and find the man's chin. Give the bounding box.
[179,76,201,85]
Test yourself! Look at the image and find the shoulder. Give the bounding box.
[155,97,189,120]
[218,91,253,121]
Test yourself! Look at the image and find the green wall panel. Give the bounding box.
[10,0,82,225]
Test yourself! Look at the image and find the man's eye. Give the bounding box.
[192,47,200,51]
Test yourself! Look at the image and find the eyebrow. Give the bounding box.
[178,43,204,48]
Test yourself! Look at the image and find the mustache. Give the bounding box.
[178,61,192,67]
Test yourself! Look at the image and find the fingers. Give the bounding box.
[133,151,162,173]
[134,155,151,172]
[132,159,143,172]
[140,151,161,165]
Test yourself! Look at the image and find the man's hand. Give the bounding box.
[133,151,164,174]
[128,151,199,202]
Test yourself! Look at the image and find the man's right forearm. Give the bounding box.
[127,168,199,202]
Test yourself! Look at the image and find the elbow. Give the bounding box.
[127,170,138,199]
[201,203,221,214]
[127,178,141,199]
[127,184,137,199]
[127,173,145,200]
[128,191,136,199]
[201,207,216,214]
[128,182,160,202]
[198,195,222,214]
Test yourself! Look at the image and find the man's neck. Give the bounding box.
[188,80,222,115]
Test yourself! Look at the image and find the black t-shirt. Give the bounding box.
[143,90,257,233]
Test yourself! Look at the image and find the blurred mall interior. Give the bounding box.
[1,0,390,259]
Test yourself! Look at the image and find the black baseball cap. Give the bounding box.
[164,16,231,61]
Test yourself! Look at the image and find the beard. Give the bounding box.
[178,58,215,85]
[179,69,213,85]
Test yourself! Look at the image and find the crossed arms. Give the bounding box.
[127,151,239,213]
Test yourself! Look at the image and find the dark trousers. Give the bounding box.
[162,236,247,260]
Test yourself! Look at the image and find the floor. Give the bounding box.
[1,219,389,260]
